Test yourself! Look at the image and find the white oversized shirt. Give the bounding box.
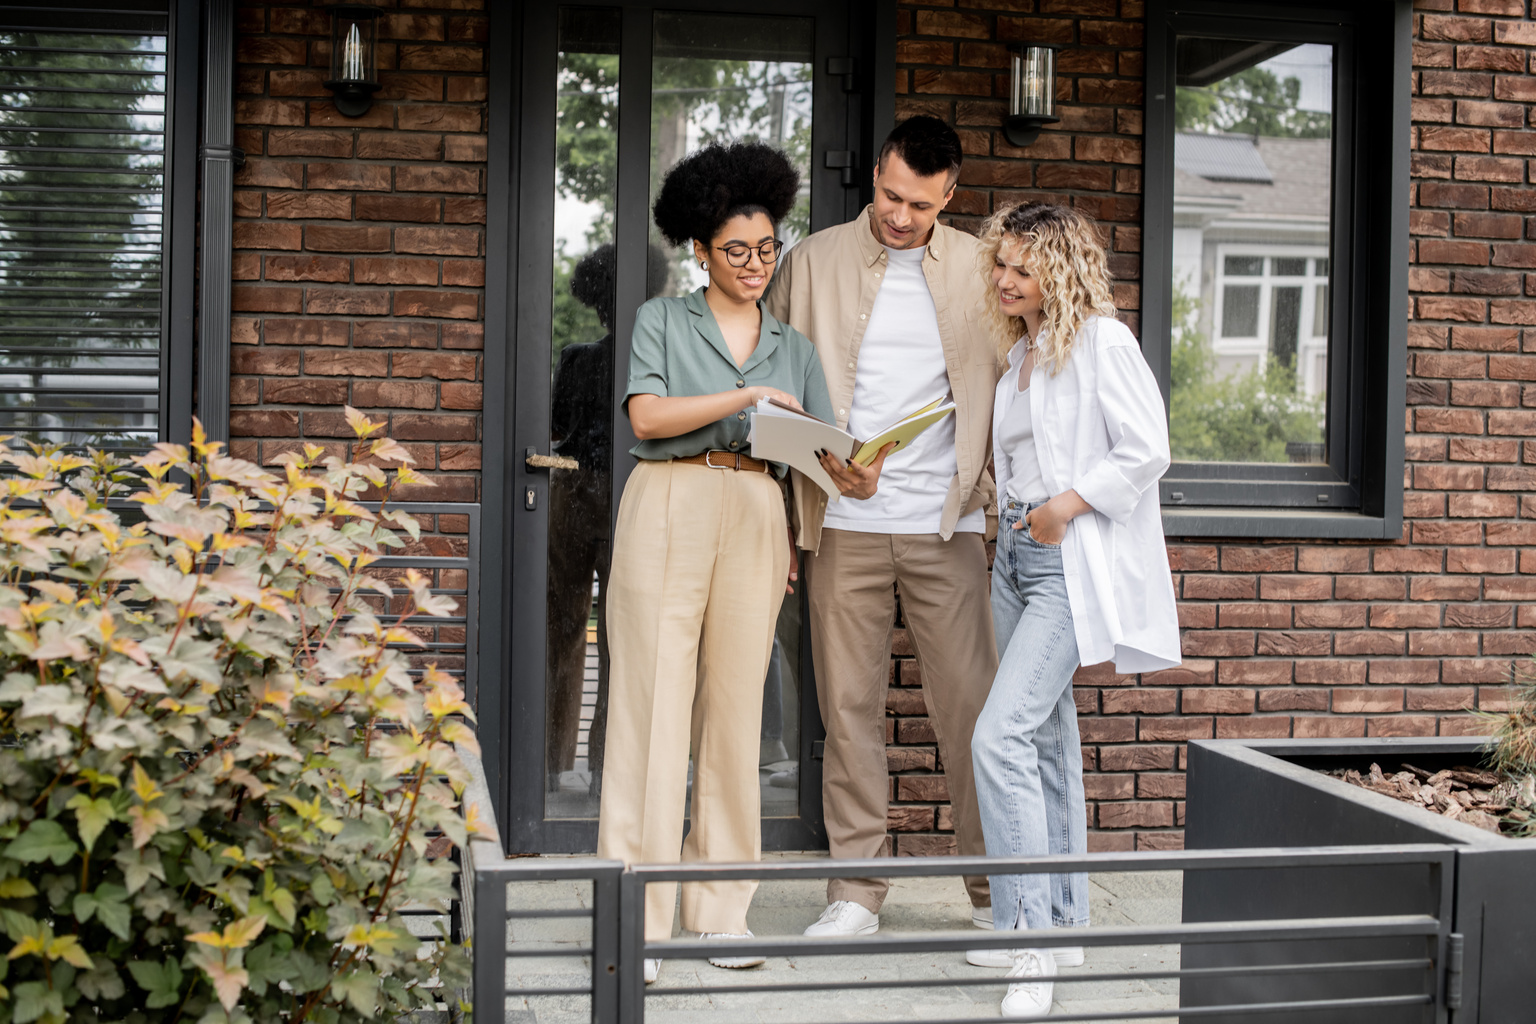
[992,316,1182,673]
[823,243,984,535]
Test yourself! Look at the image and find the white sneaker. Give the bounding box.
[968,944,1084,969]
[644,958,660,984]
[1000,949,1056,1019]
[803,900,879,937]
[972,906,993,928]
[700,931,765,969]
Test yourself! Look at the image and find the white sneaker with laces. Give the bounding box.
[700,931,766,969]
[803,900,879,937]
[1000,948,1057,1019]
[643,958,661,984]
[968,944,1083,968]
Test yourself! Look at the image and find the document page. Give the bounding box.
[748,399,856,501]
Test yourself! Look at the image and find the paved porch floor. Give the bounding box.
[501,852,1180,1023]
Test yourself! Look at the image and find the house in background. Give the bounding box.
[1,0,1525,857]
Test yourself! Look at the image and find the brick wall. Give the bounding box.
[229,1,487,500]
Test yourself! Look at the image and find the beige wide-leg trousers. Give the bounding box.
[597,460,789,942]
[804,528,997,913]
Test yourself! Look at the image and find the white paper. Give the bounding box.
[748,399,856,501]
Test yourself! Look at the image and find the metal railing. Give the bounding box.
[468,843,1458,1024]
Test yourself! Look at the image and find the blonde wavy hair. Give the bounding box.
[977,202,1118,374]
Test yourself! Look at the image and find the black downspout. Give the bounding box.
[197,0,237,446]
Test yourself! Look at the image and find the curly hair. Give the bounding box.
[652,141,800,246]
[570,242,672,329]
[977,202,1118,375]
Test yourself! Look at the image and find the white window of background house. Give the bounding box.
[1214,249,1330,400]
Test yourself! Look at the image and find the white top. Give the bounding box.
[997,371,1048,504]
[824,244,985,535]
[991,316,1182,674]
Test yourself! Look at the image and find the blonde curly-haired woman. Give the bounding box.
[969,203,1180,1019]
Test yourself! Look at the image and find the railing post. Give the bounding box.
[592,863,621,1024]
[617,869,646,1024]
[472,868,505,1024]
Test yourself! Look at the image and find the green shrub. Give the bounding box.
[0,409,478,1023]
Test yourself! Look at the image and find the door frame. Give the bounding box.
[482,0,894,854]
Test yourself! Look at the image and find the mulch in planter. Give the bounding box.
[1324,762,1536,836]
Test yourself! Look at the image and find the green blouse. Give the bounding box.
[623,287,834,468]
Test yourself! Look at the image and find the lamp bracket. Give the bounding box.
[323,80,381,118]
[1003,114,1060,149]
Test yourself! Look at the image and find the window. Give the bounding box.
[1144,1,1410,538]
[0,2,196,454]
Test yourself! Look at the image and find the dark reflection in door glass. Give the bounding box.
[1170,37,1333,465]
[649,11,815,819]
[546,7,620,818]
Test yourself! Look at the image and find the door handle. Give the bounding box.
[525,447,578,471]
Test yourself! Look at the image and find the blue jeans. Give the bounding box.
[972,499,1089,933]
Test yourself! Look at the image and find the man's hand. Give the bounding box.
[817,442,895,501]
[786,526,799,594]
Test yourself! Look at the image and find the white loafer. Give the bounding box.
[803,900,879,937]
[701,931,766,969]
[1000,948,1056,1019]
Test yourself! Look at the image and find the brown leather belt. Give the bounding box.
[668,450,771,473]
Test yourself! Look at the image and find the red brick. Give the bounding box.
[261,377,350,406]
[1418,182,1490,209]
[1080,718,1136,743]
[304,350,378,377]
[1260,689,1330,712]
[1182,575,1256,600]
[1100,690,1178,715]
[357,132,444,162]
[1181,631,1255,658]
[1336,575,1408,600]
[352,380,438,410]
[399,45,484,73]
[396,165,481,193]
[1256,631,1332,657]
[1215,717,1293,739]
[355,321,439,349]
[1098,801,1173,829]
[1098,746,1176,772]
[1450,326,1520,350]
[355,257,439,286]
[392,414,478,442]
[1366,715,1441,737]
[1369,660,1441,685]
[1181,689,1255,715]
[264,255,350,283]
[377,73,445,102]
[305,162,392,192]
[1416,296,1487,320]
[231,409,301,436]
[392,351,477,380]
[446,77,487,104]
[1293,716,1366,738]
[1416,408,1484,432]
[1490,354,1536,378]
[1217,660,1294,686]
[232,348,299,377]
[1257,575,1332,601]
[232,284,302,313]
[393,289,480,319]
[1456,45,1523,72]
[1409,630,1481,656]
[265,192,353,220]
[1335,631,1405,656]
[306,288,390,316]
[1292,604,1368,629]
[305,224,391,252]
[233,221,302,251]
[1444,658,1516,683]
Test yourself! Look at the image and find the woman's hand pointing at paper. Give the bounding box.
[816,441,895,500]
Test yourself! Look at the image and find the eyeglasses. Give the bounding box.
[713,239,785,267]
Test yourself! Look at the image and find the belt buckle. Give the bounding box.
[703,450,739,471]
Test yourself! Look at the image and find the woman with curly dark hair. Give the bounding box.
[597,141,834,982]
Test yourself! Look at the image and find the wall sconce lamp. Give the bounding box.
[1005,44,1060,148]
[323,5,382,117]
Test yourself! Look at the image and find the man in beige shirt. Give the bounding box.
[765,116,1001,936]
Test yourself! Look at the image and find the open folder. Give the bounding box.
[749,396,956,501]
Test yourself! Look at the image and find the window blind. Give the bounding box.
[0,2,171,453]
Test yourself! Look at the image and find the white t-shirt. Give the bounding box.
[996,374,1049,505]
[823,244,985,535]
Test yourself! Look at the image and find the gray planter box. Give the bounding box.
[1181,737,1536,1024]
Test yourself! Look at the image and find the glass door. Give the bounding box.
[508,0,867,853]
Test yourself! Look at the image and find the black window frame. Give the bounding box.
[1143,0,1410,540]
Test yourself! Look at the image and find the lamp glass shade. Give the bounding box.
[1010,45,1055,119]
[328,7,380,85]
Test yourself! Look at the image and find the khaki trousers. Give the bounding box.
[597,460,789,942]
[805,529,997,913]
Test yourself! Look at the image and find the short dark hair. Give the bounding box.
[652,141,801,246]
[877,115,963,184]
